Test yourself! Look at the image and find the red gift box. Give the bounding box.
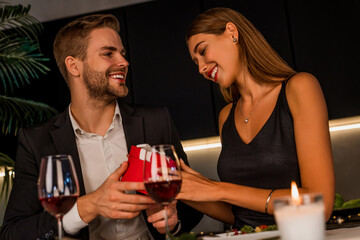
[121,144,177,195]
[121,144,152,194]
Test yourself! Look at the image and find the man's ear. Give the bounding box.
[225,22,239,41]
[65,56,82,78]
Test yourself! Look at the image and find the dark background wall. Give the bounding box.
[1,0,360,158]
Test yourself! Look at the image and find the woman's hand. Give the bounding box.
[177,160,221,202]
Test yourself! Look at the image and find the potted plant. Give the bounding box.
[0,3,57,201]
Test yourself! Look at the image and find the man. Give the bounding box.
[0,14,202,240]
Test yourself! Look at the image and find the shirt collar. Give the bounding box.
[69,101,122,136]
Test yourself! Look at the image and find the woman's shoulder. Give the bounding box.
[286,72,320,93]
[219,103,234,119]
[218,103,234,131]
[285,72,325,115]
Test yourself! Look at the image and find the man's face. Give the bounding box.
[82,27,129,102]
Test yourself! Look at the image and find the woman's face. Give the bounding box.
[188,31,241,88]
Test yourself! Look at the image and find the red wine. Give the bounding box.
[145,179,182,204]
[40,195,78,216]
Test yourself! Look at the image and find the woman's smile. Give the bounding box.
[208,65,219,82]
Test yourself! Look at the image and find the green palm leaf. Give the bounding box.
[0,35,50,94]
[0,3,54,203]
[0,95,58,136]
[0,4,42,41]
[0,3,49,94]
[0,152,14,201]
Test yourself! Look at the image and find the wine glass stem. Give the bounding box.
[163,205,170,240]
[57,217,63,240]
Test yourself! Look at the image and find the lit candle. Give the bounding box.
[273,181,325,240]
[291,181,301,205]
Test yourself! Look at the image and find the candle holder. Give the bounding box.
[273,193,325,240]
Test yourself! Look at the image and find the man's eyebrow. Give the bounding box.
[100,46,126,56]
[193,41,205,54]
[100,46,117,51]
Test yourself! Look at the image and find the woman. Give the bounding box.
[177,7,335,229]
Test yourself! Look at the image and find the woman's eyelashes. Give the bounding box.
[200,47,206,56]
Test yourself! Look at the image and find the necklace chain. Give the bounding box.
[238,96,263,123]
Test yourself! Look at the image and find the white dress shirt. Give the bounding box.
[62,102,153,240]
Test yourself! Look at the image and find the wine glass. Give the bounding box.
[143,144,182,240]
[38,155,79,240]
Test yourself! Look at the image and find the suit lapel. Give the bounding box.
[118,101,144,152]
[50,109,86,196]
[48,102,143,196]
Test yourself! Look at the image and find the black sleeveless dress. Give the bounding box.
[217,80,301,229]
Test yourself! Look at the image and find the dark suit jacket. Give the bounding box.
[0,101,203,240]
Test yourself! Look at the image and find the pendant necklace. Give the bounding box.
[238,95,264,124]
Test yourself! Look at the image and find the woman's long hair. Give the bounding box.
[186,7,296,103]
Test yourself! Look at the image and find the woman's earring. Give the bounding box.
[233,38,237,42]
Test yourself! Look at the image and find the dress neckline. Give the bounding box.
[233,82,285,145]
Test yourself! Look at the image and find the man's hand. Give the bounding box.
[77,161,155,223]
[146,201,178,234]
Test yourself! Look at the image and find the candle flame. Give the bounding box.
[291,181,301,205]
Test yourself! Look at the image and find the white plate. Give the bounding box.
[202,230,280,240]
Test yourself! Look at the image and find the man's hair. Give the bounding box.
[53,14,120,84]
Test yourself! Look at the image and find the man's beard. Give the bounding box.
[83,63,128,103]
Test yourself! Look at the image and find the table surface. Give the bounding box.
[56,225,360,240]
[326,226,360,239]
[200,226,360,240]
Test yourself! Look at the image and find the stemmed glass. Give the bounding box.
[143,144,182,240]
[38,155,79,240]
